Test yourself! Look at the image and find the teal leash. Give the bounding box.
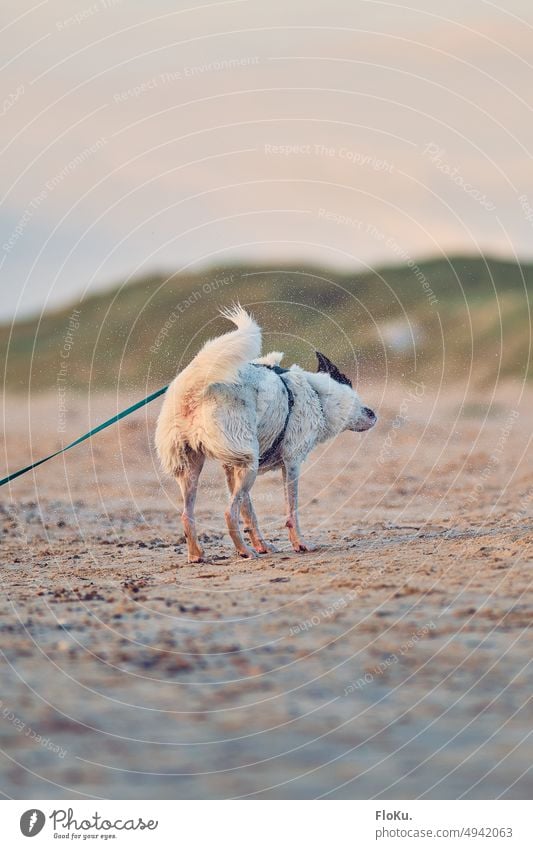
[0,385,168,488]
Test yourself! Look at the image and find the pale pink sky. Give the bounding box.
[1,0,533,319]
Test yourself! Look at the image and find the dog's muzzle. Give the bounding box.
[353,407,377,431]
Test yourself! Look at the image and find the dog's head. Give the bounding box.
[315,351,377,432]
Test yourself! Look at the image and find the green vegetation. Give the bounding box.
[1,255,531,393]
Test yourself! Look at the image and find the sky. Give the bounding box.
[1,0,533,320]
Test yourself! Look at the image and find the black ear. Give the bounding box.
[315,351,352,387]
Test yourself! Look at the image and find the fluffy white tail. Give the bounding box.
[155,305,261,475]
[182,304,260,387]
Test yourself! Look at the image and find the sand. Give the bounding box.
[0,384,532,799]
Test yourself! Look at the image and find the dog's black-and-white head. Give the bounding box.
[315,351,377,432]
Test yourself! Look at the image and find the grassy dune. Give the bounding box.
[1,255,531,393]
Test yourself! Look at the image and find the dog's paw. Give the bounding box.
[188,554,204,564]
[293,540,317,553]
[254,542,278,554]
[238,547,259,559]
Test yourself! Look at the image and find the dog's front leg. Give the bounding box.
[282,462,316,552]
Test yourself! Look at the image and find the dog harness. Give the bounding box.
[253,364,294,466]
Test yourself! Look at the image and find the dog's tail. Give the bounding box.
[183,304,261,388]
[155,305,261,476]
[155,304,261,474]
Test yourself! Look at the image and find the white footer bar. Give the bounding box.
[3,799,530,848]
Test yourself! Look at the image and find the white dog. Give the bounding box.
[155,305,377,562]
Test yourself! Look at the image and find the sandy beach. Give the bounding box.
[1,384,532,799]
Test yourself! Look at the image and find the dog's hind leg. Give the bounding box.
[224,464,260,558]
[224,465,274,554]
[241,494,277,554]
[282,462,316,552]
[176,450,205,563]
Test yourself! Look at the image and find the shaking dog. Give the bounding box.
[155,305,377,562]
